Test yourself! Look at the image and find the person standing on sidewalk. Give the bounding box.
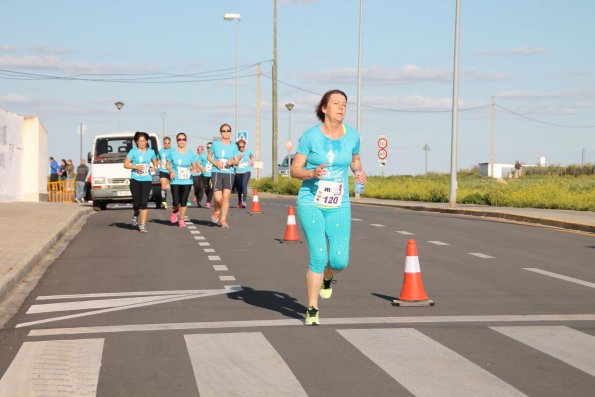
[166,132,200,228]
[75,159,89,203]
[49,157,60,182]
[290,89,367,326]
[124,131,158,233]
[208,124,241,228]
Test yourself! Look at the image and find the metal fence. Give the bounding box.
[47,179,75,203]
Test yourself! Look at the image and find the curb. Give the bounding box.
[0,207,93,301]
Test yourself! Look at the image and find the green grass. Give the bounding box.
[252,168,595,211]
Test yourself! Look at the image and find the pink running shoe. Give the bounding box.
[206,202,211,209]
[178,219,186,228]
[170,212,178,224]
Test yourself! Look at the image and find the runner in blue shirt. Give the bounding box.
[207,124,241,228]
[157,136,172,209]
[191,145,205,207]
[124,131,158,233]
[290,89,367,325]
[165,132,200,228]
[233,139,254,208]
[200,142,214,209]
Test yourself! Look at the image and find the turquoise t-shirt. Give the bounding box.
[158,148,171,173]
[296,124,360,208]
[210,140,240,175]
[167,149,199,185]
[199,152,212,177]
[235,150,253,174]
[127,147,156,182]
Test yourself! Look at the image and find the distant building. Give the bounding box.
[478,163,515,178]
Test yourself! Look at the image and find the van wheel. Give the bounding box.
[98,201,108,210]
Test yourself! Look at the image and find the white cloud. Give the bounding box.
[496,89,595,100]
[305,64,505,85]
[0,45,18,52]
[30,45,76,55]
[0,93,40,105]
[0,55,159,74]
[474,47,548,56]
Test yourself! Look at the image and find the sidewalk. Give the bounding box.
[0,198,592,302]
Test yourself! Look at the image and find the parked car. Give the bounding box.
[278,154,294,177]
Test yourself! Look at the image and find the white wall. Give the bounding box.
[0,109,24,201]
[0,109,48,202]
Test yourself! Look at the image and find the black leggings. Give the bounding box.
[192,175,205,202]
[130,179,151,214]
[171,184,192,207]
[201,176,214,203]
[234,172,251,203]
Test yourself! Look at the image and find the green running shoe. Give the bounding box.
[320,276,335,299]
[305,306,320,326]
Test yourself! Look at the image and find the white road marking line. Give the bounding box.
[428,241,449,246]
[204,248,216,253]
[352,218,362,221]
[0,339,104,396]
[194,236,206,240]
[219,276,236,281]
[396,231,414,235]
[523,268,595,289]
[185,333,307,397]
[370,224,386,227]
[198,242,210,246]
[492,326,595,376]
[208,256,221,261]
[27,314,595,336]
[36,289,229,300]
[338,329,526,397]
[190,230,201,235]
[17,287,243,329]
[468,252,495,259]
[213,265,228,271]
[187,226,197,230]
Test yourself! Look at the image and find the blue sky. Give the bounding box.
[1,0,593,175]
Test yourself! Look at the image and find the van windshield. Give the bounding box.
[93,136,158,164]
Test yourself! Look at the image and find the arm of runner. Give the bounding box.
[290,153,326,180]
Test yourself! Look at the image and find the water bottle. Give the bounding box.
[354,171,364,194]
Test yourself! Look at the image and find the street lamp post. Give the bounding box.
[114,101,124,131]
[449,0,461,207]
[223,13,241,132]
[160,112,167,139]
[285,102,294,160]
[423,143,431,175]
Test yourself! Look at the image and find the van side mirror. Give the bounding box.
[87,152,92,162]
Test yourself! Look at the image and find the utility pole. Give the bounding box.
[490,96,495,177]
[256,63,262,180]
[272,0,279,181]
[79,123,84,162]
[448,0,461,208]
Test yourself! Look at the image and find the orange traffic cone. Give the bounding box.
[392,239,434,307]
[282,205,300,242]
[250,188,262,214]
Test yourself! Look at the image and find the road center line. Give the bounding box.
[26,314,595,337]
[468,253,495,259]
[428,241,449,246]
[396,231,414,235]
[524,268,595,289]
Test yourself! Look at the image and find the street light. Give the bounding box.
[223,12,241,132]
[160,112,167,139]
[422,143,431,175]
[114,101,124,131]
[285,102,294,160]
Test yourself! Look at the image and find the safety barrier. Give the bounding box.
[47,179,76,203]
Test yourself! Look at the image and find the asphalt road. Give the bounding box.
[1,198,594,396]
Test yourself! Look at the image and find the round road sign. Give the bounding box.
[377,137,388,149]
[378,148,388,160]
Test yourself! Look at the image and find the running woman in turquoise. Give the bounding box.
[157,136,172,209]
[208,124,241,228]
[233,139,253,208]
[165,132,200,228]
[290,89,367,325]
[124,131,158,233]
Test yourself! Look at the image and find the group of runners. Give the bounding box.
[124,89,367,325]
[124,123,254,233]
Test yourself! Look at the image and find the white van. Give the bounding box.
[88,132,161,210]
[278,154,294,177]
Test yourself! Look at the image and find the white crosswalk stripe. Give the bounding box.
[185,332,307,396]
[2,325,595,396]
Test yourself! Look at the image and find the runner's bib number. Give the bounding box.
[205,163,213,172]
[218,159,228,170]
[239,161,249,168]
[177,167,190,180]
[313,180,344,207]
[137,164,149,176]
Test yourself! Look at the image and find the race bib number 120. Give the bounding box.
[313,180,344,207]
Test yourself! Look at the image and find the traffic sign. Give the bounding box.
[236,130,248,142]
[377,135,388,149]
[378,148,388,160]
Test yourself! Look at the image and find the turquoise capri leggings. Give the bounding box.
[297,205,352,274]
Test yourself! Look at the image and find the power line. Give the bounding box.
[495,104,595,129]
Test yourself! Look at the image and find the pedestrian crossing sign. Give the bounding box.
[236,130,248,142]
